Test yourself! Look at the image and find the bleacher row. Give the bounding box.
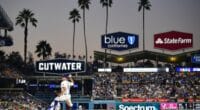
[92,72,200,100]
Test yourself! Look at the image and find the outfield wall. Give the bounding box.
[59,100,200,110]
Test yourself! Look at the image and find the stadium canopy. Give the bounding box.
[94,50,200,64]
[0,4,14,31]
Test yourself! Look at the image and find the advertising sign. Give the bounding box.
[122,98,145,102]
[176,67,200,72]
[178,103,200,110]
[0,36,13,46]
[191,54,200,64]
[154,31,193,50]
[35,59,85,73]
[160,103,178,110]
[116,102,159,110]
[101,32,139,51]
[122,98,169,102]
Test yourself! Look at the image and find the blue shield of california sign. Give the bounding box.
[101,32,139,51]
[128,36,135,45]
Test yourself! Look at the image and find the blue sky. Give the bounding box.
[1,0,200,60]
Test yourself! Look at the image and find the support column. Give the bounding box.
[81,79,84,95]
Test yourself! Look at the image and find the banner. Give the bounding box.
[160,103,178,110]
[101,32,139,51]
[35,59,85,73]
[191,54,200,64]
[154,31,193,50]
[178,103,200,109]
[122,98,169,102]
[176,67,200,72]
[116,102,159,110]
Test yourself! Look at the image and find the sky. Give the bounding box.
[1,0,200,60]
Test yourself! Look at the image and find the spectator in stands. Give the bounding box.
[92,72,200,100]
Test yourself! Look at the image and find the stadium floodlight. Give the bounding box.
[98,68,112,72]
[123,68,169,73]
[170,56,177,62]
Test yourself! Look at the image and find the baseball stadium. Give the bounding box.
[0,0,200,110]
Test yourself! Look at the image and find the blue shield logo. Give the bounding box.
[128,36,135,45]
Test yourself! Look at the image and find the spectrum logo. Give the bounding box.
[154,31,193,50]
[101,32,139,51]
[116,103,159,110]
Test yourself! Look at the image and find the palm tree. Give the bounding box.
[35,40,52,60]
[54,52,67,59]
[78,0,91,66]
[68,54,71,59]
[16,9,38,63]
[6,51,24,69]
[138,0,151,51]
[69,8,81,60]
[100,0,113,68]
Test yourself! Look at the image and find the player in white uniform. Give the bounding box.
[60,74,74,109]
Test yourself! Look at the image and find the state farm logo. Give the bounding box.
[155,37,192,44]
[154,31,193,50]
[155,38,163,44]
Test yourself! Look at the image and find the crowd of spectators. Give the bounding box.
[0,92,48,110]
[0,67,23,79]
[92,73,117,99]
[92,72,200,100]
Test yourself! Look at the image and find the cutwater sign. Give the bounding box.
[116,102,159,110]
[101,32,139,51]
[36,59,85,73]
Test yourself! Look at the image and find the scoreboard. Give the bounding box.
[178,103,200,110]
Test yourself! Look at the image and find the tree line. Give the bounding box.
[5,0,151,66]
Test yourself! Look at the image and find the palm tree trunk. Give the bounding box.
[143,7,145,64]
[43,53,44,60]
[73,22,76,60]
[83,9,88,67]
[143,7,145,51]
[104,6,109,68]
[106,6,108,35]
[24,26,28,63]
[4,30,7,37]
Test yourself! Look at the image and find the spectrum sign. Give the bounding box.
[154,31,193,50]
[101,32,139,51]
[116,102,159,110]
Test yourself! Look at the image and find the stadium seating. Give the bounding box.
[92,72,200,100]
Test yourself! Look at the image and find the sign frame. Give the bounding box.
[101,32,139,51]
[35,58,86,74]
[154,31,193,51]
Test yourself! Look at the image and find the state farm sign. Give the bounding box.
[154,31,193,50]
